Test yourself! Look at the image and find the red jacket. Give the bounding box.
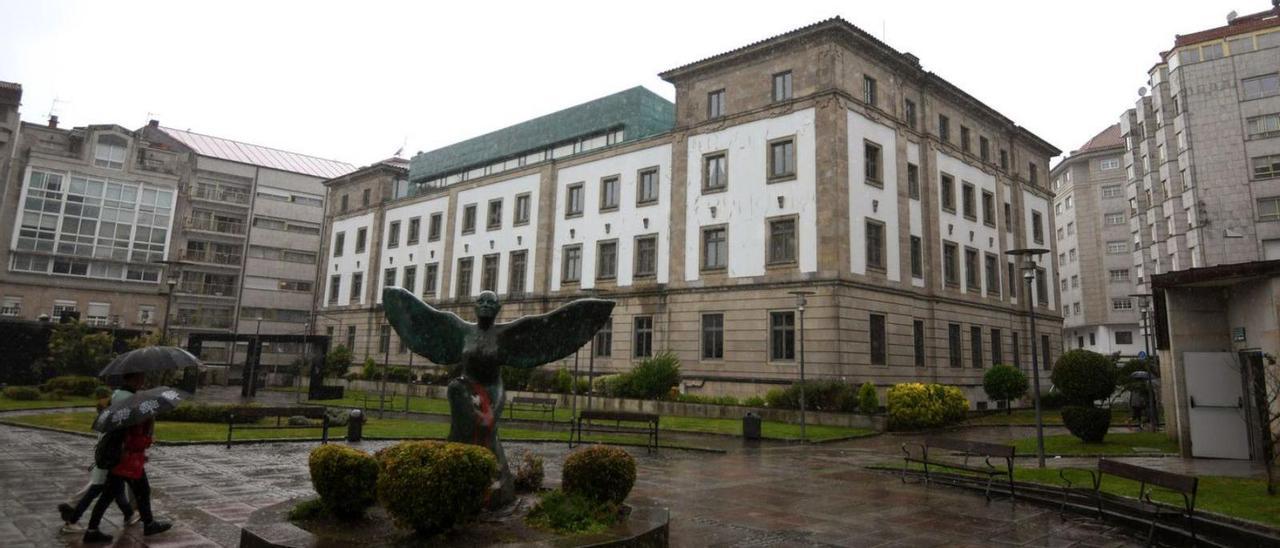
[111,421,153,479]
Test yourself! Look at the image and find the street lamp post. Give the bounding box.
[1130,293,1160,431]
[789,290,815,443]
[298,321,309,404]
[162,277,177,344]
[1006,248,1049,468]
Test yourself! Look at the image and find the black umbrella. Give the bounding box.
[99,346,202,378]
[92,386,187,433]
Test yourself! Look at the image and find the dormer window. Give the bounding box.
[94,134,128,169]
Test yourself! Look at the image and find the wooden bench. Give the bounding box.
[901,437,1015,501]
[226,406,331,448]
[506,395,557,421]
[571,410,659,454]
[1059,458,1197,546]
[360,393,405,413]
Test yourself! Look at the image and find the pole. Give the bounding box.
[798,300,807,444]
[587,337,595,411]
[406,352,413,413]
[1142,308,1159,431]
[1026,264,1045,469]
[162,281,175,344]
[380,331,390,419]
[298,321,308,404]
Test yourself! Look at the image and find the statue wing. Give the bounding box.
[382,287,471,365]
[497,298,615,369]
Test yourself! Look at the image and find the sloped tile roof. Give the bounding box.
[1075,124,1124,154]
[1173,8,1280,49]
[158,126,355,179]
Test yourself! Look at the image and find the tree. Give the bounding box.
[323,345,354,379]
[1051,350,1118,443]
[857,382,879,414]
[126,330,174,350]
[983,364,1029,415]
[46,322,115,378]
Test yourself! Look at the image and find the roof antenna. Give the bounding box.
[46,96,65,119]
[394,136,407,158]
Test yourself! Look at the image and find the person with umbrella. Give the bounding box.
[57,380,137,534]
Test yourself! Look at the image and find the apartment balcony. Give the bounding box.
[0,306,20,317]
[182,247,243,267]
[178,282,237,298]
[191,185,251,206]
[136,148,181,176]
[186,217,247,236]
[174,313,234,329]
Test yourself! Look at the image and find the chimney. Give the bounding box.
[48,115,58,129]
[148,119,159,128]
[902,52,921,68]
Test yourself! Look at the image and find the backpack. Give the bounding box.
[94,429,126,470]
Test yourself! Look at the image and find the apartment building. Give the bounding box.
[1120,8,1280,292]
[1051,125,1143,356]
[316,18,1063,404]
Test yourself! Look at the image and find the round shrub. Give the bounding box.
[561,446,636,505]
[513,450,544,493]
[1051,350,1117,405]
[983,365,1029,413]
[40,375,102,397]
[3,386,41,400]
[857,382,879,414]
[376,441,496,534]
[886,383,969,430]
[1061,405,1112,443]
[308,444,378,519]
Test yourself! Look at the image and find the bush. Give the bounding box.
[983,365,1029,413]
[46,322,115,377]
[513,450,544,493]
[324,407,351,427]
[857,382,879,414]
[743,395,765,408]
[1051,350,1117,405]
[323,345,354,379]
[886,383,969,430]
[40,375,102,397]
[308,444,378,519]
[619,352,681,400]
[526,489,619,534]
[3,386,41,400]
[764,380,857,412]
[376,441,496,534]
[160,404,260,424]
[561,446,636,505]
[1061,405,1112,443]
[502,366,532,391]
[1039,389,1067,410]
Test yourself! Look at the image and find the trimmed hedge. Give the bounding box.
[561,445,636,505]
[3,386,41,400]
[375,441,496,534]
[765,380,858,412]
[857,382,879,414]
[308,445,378,519]
[159,404,260,424]
[40,375,102,397]
[886,383,968,430]
[1061,405,1111,443]
[513,450,544,493]
[1050,350,1117,405]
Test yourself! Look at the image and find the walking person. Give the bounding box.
[57,382,137,533]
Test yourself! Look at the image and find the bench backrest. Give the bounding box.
[232,406,327,419]
[511,396,556,404]
[581,410,658,422]
[1098,458,1197,494]
[926,437,1015,458]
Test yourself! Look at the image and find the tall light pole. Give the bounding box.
[162,277,178,345]
[1006,248,1049,468]
[1130,293,1160,431]
[789,290,815,444]
[298,321,309,403]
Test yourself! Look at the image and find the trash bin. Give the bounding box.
[347,409,364,442]
[743,412,762,440]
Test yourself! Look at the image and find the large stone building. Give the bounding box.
[316,18,1064,404]
[1051,125,1143,356]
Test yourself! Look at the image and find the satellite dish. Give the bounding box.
[1227,10,1238,23]
[1137,86,1147,97]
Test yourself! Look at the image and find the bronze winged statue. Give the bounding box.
[382,287,615,505]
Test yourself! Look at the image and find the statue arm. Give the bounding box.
[496,298,615,369]
[382,287,470,365]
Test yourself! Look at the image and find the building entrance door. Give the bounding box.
[1184,352,1250,459]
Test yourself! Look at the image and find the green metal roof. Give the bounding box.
[409,86,674,184]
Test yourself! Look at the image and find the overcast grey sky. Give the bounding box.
[0,0,1249,167]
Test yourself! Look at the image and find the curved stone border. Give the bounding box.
[240,497,670,548]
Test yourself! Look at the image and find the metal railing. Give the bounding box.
[187,217,247,235]
[183,248,242,265]
[178,282,237,297]
[191,185,250,205]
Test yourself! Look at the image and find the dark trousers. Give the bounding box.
[71,482,131,523]
[88,473,151,530]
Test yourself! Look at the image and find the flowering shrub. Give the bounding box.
[886,383,968,430]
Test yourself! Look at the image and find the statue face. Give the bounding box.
[475,291,500,320]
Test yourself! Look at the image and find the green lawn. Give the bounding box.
[965,407,1132,426]
[0,394,100,411]
[1010,432,1178,456]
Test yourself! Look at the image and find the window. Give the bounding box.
[701,226,727,271]
[1000,149,1009,170]
[634,235,657,277]
[565,183,584,217]
[863,75,877,106]
[1102,185,1123,198]
[904,98,916,129]
[703,152,728,192]
[1036,267,1048,305]
[1247,113,1280,139]
[340,195,348,213]
[596,240,617,280]
[462,204,477,233]
[456,257,473,297]
[1100,157,1121,170]
[136,304,154,325]
[866,220,886,271]
[907,163,920,199]
[707,89,725,118]
[1031,211,1044,244]
[991,328,1003,365]
[970,326,983,368]
[768,217,797,264]
[770,139,796,181]
[979,191,996,227]
[403,265,417,294]
[961,183,976,219]
[913,320,925,367]
[1004,203,1013,232]
[772,71,792,102]
[333,232,345,257]
[562,244,582,283]
[1057,228,1065,241]
[985,254,999,296]
[514,194,531,225]
[1109,269,1130,282]
[940,173,956,212]
[1041,334,1051,370]
[94,134,127,169]
[1007,262,1018,298]
[362,188,371,207]
[1012,331,1021,368]
[1111,298,1133,311]
[407,217,421,244]
[870,313,886,365]
[1061,278,1068,292]
[481,254,499,291]
[910,235,923,278]
[349,272,363,304]
[863,141,882,186]
[1242,73,1280,100]
[594,320,612,357]
[428,212,443,240]
[948,323,962,368]
[634,316,654,358]
[943,241,959,286]
[1105,212,1125,225]
[384,267,397,289]
[379,325,391,354]
[1073,302,1081,315]
[1069,249,1077,263]
[1071,275,1079,288]
[980,136,990,162]
[1254,154,1280,180]
[939,115,950,142]
[1115,331,1134,345]
[328,275,341,303]
[964,248,980,291]
[702,313,724,360]
[387,221,401,248]
[487,199,503,230]
[770,311,795,361]
[637,167,659,204]
[961,126,971,152]
[423,263,439,298]
[600,176,619,210]
[355,227,368,253]
[1028,162,1039,186]
[1106,240,1128,254]
[507,251,526,294]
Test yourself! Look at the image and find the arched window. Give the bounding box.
[94,134,128,169]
